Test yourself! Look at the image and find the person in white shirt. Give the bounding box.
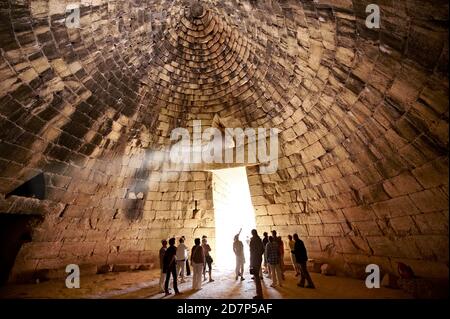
[159,239,168,293]
[233,232,245,281]
[176,237,188,283]
[181,235,191,276]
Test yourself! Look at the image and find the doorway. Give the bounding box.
[211,167,256,270]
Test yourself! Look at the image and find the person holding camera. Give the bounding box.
[233,229,245,281]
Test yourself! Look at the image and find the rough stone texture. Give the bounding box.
[381,273,399,289]
[0,0,448,283]
[321,263,336,276]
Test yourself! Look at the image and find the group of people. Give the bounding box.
[159,235,214,296]
[158,229,314,299]
[239,229,315,299]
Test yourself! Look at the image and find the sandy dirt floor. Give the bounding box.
[0,267,412,299]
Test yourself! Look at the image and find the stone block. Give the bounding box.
[412,212,448,235]
[307,260,323,273]
[409,188,448,213]
[388,216,420,236]
[112,264,132,272]
[381,273,399,289]
[398,278,435,299]
[97,264,112,274]
[412,158,449,189]
[341,205,373,222]
[382,172,423,197]
[300,141,326,163]
[320,263,336,276]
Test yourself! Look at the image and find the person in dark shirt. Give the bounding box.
[262,232,269,275]
[249,229,264,299]
[293,233,315,288]
[288,234,300,276]
[278,235,285,280]
[163,237,181,296]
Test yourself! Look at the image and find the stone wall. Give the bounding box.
[0,0,448,282]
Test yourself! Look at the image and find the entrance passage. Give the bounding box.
[211,167,256,270]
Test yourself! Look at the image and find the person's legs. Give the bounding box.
[239,262,244,279]
[192,263,198,289]
[275,263,283,287]
[235,258,240,279]
[193,263,203,290]
[291,253,299,275]
[280,255,285,279]
[186,259,191,276]
[164,270,171,294]
[182,261,186,279]
[299,262,315,288]
[198,264,204,288]
[159,270,165,292]
[269,264,278,286]
[171,267,180,293]
[297,262,305,287]
[203,262,206,280]
[178,261,185,281]
[253,265,263,298]
[207,260,214,282]
[263,254,268,274]
[297,262,314,287]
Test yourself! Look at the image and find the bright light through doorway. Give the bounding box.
[212,167,256,270]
